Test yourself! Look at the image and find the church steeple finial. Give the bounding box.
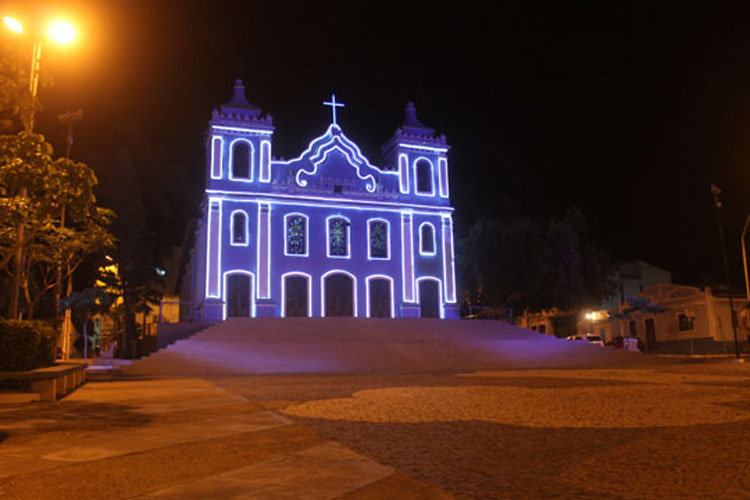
[229,79,253,108]
[403,102,424,128]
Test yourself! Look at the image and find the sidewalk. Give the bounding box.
[0,376,450,499]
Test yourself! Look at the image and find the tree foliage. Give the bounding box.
[0,132,115,318]
[458,208,615,313]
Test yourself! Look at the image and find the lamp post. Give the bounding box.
[711,184,741,360]
[3,15,77,319]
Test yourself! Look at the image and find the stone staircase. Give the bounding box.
[124,318,637,376]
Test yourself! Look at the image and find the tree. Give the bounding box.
[102,147,160,358]
[0,134,114,319]
[458,208,615,314]
[61,287,113,362]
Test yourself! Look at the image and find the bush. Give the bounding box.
[0,320,56,371]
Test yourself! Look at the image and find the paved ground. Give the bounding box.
[215,361,750,499]
[1,318,749,499]
[0,377,448,499]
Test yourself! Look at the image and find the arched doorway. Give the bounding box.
[284,274,309,317]
[418,279,440,318]
[324,273,355,317]
[368,278,392,318]
[226,273,253,317]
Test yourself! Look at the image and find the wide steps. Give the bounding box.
[125,318,634,375]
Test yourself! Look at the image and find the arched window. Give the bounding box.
[368,220,389,259]
[231,211,248,246]
[327,217,349,257]
[415,159,433,194]
[285,214,307,255]
[231,141,251,180]
[420,222,435,255]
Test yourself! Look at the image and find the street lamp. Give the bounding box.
[3,14,77,320]
[585,311,596,336]
[3,16,77,131]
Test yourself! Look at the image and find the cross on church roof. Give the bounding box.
[323,93,345,125]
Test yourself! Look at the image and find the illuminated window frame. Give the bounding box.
[365,274,395,318]
[366,218,391,260]
[438,157,449,198]
[259,140,272,182]
[419,222,437,256]
[326,215,351,259]
[210,136,224,179]
[229,210,249,247]
[398,153,409,193]
[222,270,256,320]
[413,157,435,196]
[228,138,255,182]
[416,276,444,319]
[281,271,312,318]
[284,212,309,257]
[321,269,358,317]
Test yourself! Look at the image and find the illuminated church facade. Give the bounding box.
[186,80,457,321]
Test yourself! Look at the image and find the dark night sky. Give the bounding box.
[24,1,750,286]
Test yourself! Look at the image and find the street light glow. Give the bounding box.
[48,19,75,45]
[3,16,23,34]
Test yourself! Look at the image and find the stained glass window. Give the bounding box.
[286,215,306,255]
[370,221,388,258]
[328,217,348,256]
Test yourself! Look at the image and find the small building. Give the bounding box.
[607,283,749,354]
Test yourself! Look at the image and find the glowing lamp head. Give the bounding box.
[585,312,596,321]
[3,17,23,34]
[48,20,75,45]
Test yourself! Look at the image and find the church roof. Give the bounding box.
[212,79,273,128]
[382,101,448,154]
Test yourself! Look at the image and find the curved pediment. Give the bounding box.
[275,125,389,193]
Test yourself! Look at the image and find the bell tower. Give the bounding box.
[382,102,450,201]
[207,79,275,186]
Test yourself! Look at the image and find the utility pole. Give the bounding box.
[55,109,83,359]
[711,184,741,360]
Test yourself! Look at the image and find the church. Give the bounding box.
[184,80,457,321]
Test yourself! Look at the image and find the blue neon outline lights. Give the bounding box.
[321,269,358,317]
[257,203,271,299]
[366,218,391,260]
[413,157,435,197]
[228,138,255,182]
[212,125,273,135]
[441,215,457,303]
[419,222,437,256]
[438,157,449,198]
[205,199,222,298]
[222,270,256,319]
[326,215,351,259]
[229,210,249,246]
[260,140,272,182]
[401,212,415,303]
[198,88,458,321]
[278,124,397,193]
[398,153,409,194]
[281,271,313,317]
[416,276,444,319]
[284,212,309,257]
[365,274,395,318]
[211,136,224,179]
[323,93,345,125]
